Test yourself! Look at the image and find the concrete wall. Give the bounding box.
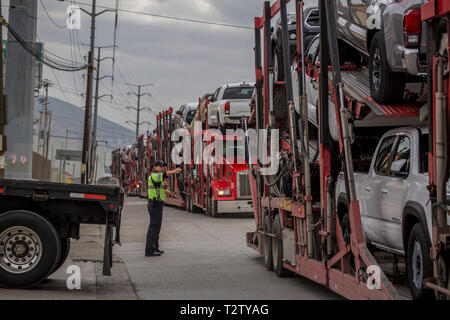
[4,0,37,179]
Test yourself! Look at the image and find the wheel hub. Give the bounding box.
[412,239,423,289]
[0,227,42,274]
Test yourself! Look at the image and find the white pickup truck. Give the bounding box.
[207,83,255,131]
[335,126,450,300]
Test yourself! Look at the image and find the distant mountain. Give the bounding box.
[34,96,136,150]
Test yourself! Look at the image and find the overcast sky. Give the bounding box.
[5,0,315,133]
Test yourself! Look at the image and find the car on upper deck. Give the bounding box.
[207,83,255,132]
[335,0,426,104]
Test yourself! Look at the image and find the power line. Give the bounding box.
[48,65,84,125]
[2,16,89,71]
[39,0,65,28]
[55,0,253,30]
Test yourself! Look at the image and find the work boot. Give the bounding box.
[155,242,164,254]
[145,251,162,257]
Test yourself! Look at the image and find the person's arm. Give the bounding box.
[166,167,182,177]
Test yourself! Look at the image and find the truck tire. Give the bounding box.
[186,195,192,213]
[271,214,292,277]
[208,188,218,218]
[50,238,71,275]
[273,47,285,81]
[369,32,406,104]
[263,215,273,271]
[0,210,61,288]
[340,213,351,246]
[406,223,434,300]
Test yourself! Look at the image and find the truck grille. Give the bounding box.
[238,172,251,198]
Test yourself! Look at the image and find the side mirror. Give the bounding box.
[390,159,408,178]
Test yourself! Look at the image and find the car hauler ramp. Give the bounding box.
[338,67,423,125]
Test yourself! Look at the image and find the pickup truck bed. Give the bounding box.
[0,179,124,288]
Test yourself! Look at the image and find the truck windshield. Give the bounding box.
[223,87,255,100]
[223,141,246,158]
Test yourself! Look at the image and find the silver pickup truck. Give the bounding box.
[336,126,450,299]
[336,0,426,104]
[207,83,255,131]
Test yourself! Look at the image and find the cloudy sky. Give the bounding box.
[5,0,314,133]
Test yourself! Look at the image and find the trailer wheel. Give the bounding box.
[406,223,433,300]
[340,213,351,246]
[369,32,406,104]
[208,188,218,218]
[186,195,192,213]
[273,47,285,81]
[271,214,292,277]
[50,238,71,275]
[262,215,273,271]
[0,211,61,288]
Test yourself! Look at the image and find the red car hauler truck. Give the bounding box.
[244,0,449,299]
[154,105,253,217]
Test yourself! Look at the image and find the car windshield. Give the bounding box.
[223,86,255,100]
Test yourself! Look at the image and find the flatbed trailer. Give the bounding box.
[245,0,449,300]
[0,178,124,288]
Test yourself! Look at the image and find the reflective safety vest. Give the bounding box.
[148,172,165,201]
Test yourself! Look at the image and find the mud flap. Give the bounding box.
[103,224,113,276]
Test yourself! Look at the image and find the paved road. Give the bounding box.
[115,198,340,300]
[0,227,137,300]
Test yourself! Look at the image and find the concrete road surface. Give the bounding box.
[115,198,341,300]
[0,197,341,300]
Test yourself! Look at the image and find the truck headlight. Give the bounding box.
[289,32,297,40]
[217,190,231,196]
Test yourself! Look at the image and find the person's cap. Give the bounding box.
[153,160,167,167]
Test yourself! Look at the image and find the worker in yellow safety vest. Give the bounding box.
[145,160,182,257]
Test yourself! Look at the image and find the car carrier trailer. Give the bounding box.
[245,0,449,300]
[0,179,124,288]
[184,98,253,217]
[147,103,254,218]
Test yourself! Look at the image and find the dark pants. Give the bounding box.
[145,200,164,254]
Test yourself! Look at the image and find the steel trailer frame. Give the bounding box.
[245,0,449,300]
[156,108,186,208]
[421,0,450,299]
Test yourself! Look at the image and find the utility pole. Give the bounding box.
[45,111,52,159]
[63,129,68,181]
[0,0,4,179]
[40,81,51,158]
[87,44,114,182]
[37,110,43,154]
[80,0,115,184]
[126,83,153,139]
